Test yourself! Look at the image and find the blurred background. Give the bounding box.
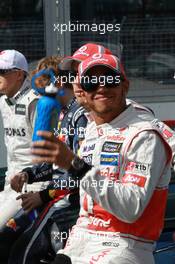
[1,0,175,188]
[0,2,175,262]
[0,0,174,107]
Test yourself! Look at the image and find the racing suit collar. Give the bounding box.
[5,78,31,106]
[64,97,77,112]
[109,104,135,127]
[95,104,135,129]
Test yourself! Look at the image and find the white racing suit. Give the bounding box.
[127,99,175,172]
[0,78,44,227]
[58,104,172,264]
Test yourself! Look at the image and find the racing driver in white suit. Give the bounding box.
[28,53,172,264]
[0,50,42,227]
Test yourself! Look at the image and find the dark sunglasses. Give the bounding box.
[80,73,123,92]
[0,68,19,75]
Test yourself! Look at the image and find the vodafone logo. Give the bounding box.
[79,46,87,52]
[91,53,103,60]
[97,127,104,136]
[74,45,89,57]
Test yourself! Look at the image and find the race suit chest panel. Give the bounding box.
[81,125,127,182]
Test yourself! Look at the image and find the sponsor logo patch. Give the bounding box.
[82,144,95,153]
[122,174,147,187]
[102,241,119,248]
[153,121,174,139]
[102,141,122,153]
[97,127,104,137]
[59,112,64,121]
[100,154,120,166]
[89,216,111,227]
[162,129,173,139]
[83,154,93,165]
[107,135,125,141]
[15,104,26,115]
[4,127,26,137]
[58,134,66,142]
[90,249,111,264]
[125,161,149,175]
[100,167,119,181]
[6,218,17,231]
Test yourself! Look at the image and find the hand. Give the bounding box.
[16,192,43,213]
[10,172,28,193]
[31,131,75,169]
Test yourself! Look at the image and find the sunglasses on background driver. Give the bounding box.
[0,68,20,75]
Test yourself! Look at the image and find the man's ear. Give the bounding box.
[17,70,26,82]
[80,90,86,97]
[83,97,88,104]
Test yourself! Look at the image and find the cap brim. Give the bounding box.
[0,61,28,73]
[81,63,121,76]
[59,57,81,70]
[0,61,13,70]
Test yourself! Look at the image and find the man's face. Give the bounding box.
[0,70,23,97]
[71,61,89,108]
[72,76,86,105]
[82,66,127,122]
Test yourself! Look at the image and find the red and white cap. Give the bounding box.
[0,50,28,73]
[78,53,127,80]
[59,43,112,70]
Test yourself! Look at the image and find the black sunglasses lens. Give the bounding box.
[80,72,122,92]
[81,77,98,92]
[106,77,118,87]
[0,69,17,75]
[0,69,7,74]
[103,72,121,87]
